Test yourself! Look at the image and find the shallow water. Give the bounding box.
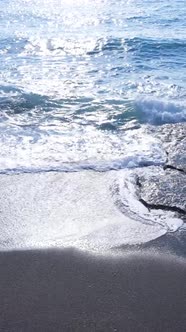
[0,0,185,250]
[0,0,185,172]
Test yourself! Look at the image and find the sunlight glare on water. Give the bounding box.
[0,0,185,171]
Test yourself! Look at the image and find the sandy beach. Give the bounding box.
[0,248,186,331]
[0,172,185,331]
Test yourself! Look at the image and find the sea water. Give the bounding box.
[0,0,185,250]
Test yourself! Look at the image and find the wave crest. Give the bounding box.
[2,36,185,58]
[135,98,186,125]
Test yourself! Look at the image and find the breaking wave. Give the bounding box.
[1,36,186,58]
[135,98,186,125]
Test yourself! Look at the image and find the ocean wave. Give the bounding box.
[22,37,98,56]
[135,98,186,125]
[0,85,185,131]
[125,37,186,53]
[2,36,185,58]
[86,37,186,59]
[0,87,47,110]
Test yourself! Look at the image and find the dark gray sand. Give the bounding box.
[0,248,186,332]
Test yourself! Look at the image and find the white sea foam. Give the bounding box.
[0,170,170,252]
[135,98,186,124]
[22,37,98,56]
[0,124,166,173]
[112,168,184,233]
[126,77,186,100]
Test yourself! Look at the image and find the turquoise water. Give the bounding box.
[0,0,185,172]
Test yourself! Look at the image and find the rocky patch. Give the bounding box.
[136,123,186,221]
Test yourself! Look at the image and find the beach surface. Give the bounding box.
[0,248,186,332]
[0,171,185,331]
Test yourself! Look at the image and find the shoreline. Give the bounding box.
[0,160,185,331]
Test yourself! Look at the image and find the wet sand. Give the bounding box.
[0,171,185,331]
[0,248,186,332]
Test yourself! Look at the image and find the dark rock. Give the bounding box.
[137,168,186,215]
[152,123,186,172]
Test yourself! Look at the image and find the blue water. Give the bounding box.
[0,0,185,172]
